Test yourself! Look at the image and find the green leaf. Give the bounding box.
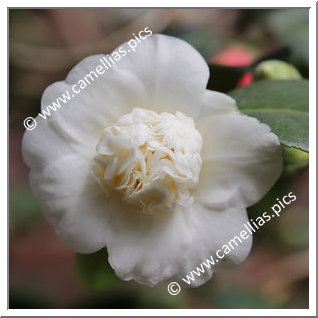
[76,248,120,291]
[229,80,309,152]
[283,146,309,173]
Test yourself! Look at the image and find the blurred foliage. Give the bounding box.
[76,248,120,291]
[75,286,184,309]
[283,147,309,174]
[9,186,41,232]
[164,26,227,58]
[9,287,52,309]
[267,9,309,66]
[278,207,309,249]
[251,47,291,67]
[196,285,275,309]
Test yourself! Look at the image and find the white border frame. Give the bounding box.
[3,1,316,316]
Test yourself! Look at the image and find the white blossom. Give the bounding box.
[22,34,282,287]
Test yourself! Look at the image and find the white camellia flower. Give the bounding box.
[22,34,282,287]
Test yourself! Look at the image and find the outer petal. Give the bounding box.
[196,113,283,209]
[22,115,76,169]
[109,34,210,117]
[29,154,109,253]
[198,90,238,118]
[173,204,252,287]
[105,203,252,287]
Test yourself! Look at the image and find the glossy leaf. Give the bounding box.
[229,80,309,151]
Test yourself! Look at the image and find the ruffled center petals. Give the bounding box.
[92,108,203,214]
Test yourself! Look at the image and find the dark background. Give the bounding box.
[9,8,309,309]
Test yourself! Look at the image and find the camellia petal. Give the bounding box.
[198,90,238,118]
[106,203,252,287]
[197,113,282,209]
[108,34,210,117]
[29,154,109,253]
[173,204,252,287]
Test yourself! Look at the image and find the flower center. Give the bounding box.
[92,108,202,214]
